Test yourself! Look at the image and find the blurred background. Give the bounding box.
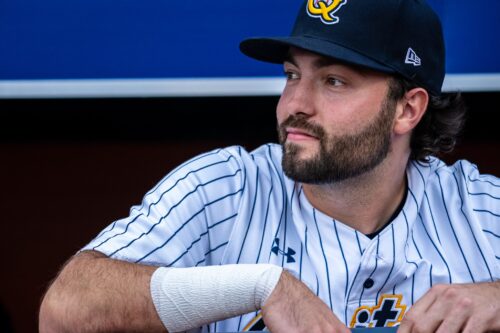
[1,0,499,331]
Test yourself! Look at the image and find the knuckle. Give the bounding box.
[456,296,473,309]
[430,284,447,293]
[442,287,459,300]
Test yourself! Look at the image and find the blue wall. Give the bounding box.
[0,0,499,80]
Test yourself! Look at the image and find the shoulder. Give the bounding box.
[409,157,498,188]
[408,157,500,210]
[215,143,284,178]
[154,143,284,191]
[206,143,283,169]
[157,144,280,177]
[246,143,284,173]
[430,158,499,196]
[450,160,500,194]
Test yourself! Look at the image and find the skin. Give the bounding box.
[260,47,415,332]
[39,47,500,333]
[397,283,500,333]
[262,270,350,333]
[39,251,165,333]
[262,47,500,333]
[275,47,416,234]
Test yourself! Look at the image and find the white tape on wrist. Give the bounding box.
[150,264,283,333]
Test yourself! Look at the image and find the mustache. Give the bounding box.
[278,115,326,140]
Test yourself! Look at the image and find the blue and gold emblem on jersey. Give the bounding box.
[306,0,347,25]
[243,312,266,331]
[350,294,407,328]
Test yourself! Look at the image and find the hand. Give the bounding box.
[398,281,500,333]
[261,270,350,333]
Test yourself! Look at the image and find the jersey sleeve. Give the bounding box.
[82,147,246,267]
[459,161,500,264]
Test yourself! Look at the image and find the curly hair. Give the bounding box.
[388,77,467,162]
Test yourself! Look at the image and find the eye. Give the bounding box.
[284,70,299,81]
[327,77,344,86]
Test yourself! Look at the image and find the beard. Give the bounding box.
[278,96,397,184]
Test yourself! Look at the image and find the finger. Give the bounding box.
[338,324,352,333]
[399,287,440,333]
[408,285,471,333]
[400,306,445,333]
[435,297,471,333]
[410,284,447,314]
[462,318,487,333]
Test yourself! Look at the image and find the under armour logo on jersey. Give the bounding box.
[306,0,347,25]
[405,48,421,66]
[271,238,296,263]
[350,294,407,328]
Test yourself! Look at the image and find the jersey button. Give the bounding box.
[363,278,374,289]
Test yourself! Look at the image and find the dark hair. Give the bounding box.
[388,77,467,162]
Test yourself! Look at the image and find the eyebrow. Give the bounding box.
[284,50,370,77]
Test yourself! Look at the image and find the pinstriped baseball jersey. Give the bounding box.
[83,143,500,331]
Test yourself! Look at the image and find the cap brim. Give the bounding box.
[240,36,396,75]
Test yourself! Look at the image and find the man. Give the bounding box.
[39,0,500,332]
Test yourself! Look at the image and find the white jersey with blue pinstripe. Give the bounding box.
[83,143,500,331]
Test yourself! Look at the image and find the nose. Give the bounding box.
[278,79,315,118]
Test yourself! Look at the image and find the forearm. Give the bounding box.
[150,264,283,331]
[39,250,164,333]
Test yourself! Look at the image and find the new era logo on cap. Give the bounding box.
[405,48,421,67]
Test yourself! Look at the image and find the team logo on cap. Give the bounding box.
[306,0,347,25]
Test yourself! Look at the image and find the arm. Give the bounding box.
[40,251,350,333]
[398,164,500,332]
[262,270,350,333]
[39,250,165,333]
[398,281,500,333]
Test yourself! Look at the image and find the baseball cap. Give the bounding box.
[240,0,445,95]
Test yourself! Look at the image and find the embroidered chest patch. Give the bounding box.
[351,294,407,328]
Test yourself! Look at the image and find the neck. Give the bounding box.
[302,151,409,235]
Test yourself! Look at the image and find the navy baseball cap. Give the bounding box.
[240,0,445,95]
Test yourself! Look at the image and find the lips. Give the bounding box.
[286,127,319,141]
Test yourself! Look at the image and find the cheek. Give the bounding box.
[276,95,289,124]
[337,99,380,127]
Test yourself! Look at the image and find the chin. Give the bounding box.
[286,142,317,157]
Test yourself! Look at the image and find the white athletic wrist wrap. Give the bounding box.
[150,264,283,332]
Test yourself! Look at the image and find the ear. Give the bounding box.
[393,88,429,135]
